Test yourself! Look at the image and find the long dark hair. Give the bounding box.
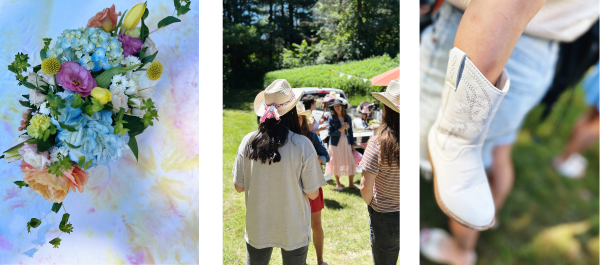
[377,105,399,167]
[330,104,348,122]
[299,114,310,137]
[246,108,301,164]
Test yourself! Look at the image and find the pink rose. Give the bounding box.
[56,62,97,97]
[86,4,122,32]
[18,143,51,171]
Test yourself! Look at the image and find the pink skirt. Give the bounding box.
[325,134,357,177]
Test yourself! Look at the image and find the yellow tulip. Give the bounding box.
[123,3,146,30]
[90,87,112,105]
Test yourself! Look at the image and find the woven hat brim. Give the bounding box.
[372,92,399,113]
[298,109,312,117]
[254,89,304,117]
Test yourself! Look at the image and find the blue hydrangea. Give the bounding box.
[52,92,130,167]
[47,27,125,72]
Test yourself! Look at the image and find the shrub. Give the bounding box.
[264,54,398,97]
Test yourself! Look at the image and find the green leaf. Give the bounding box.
[128,136,139,162]
[19,100,30,108]
[157,16,181,29]
[14,181,29,189]
[40,49,47,61]
[137,47,148,60]
[70,94,84,109]
[177,6,190,16]
[174,0,181,10]
[51,202,62,213]
[140,51,158,68]
[27,218,41,233]
[59,213,73,234]
[33,64,41,73]
[43,129,50,141]
[94,63,142,88]
[140,8,150,43]
[59,122,78,132]
[78,156,85,168]
[49,237,61,248]
[22,81,37,89]
[36,133,56,152]
[64,141,82,149]
[113,9,128,37]
[43,38,52,51]
[122,115,147,137]
[84,159,93,170]
[22,94,29,100]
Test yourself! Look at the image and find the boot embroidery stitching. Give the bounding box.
[466,68,493,130]
[449,55,457,81]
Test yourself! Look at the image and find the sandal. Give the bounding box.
[420,228,477,265]
[335,186,343,192]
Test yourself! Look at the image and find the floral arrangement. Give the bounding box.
[1,1,190,248]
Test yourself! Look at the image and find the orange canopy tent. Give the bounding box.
[370,67,399,86]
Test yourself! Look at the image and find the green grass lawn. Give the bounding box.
[420,87,600,265]
[223,90,378,264]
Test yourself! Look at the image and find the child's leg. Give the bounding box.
[348,175,357,188]
[561,108,600,161]
[311,210,324,264]
[334,176,341,188]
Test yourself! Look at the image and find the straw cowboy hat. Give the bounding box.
[296,102,312,117]
[372,79,399,113]
[254,79,303,122]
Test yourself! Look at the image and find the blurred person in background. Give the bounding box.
[302,94,329,134]
[553,62,599,178]
[326,98,358,191]
[418,0,598,264]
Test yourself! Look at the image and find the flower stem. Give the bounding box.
[62,203,66,214]
[40,209,52,221]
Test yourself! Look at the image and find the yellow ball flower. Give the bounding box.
[27,114,52,139]
[41,57,61,75]
[123,3,146,30]
[146,61,163,81]
[90,87,112,105]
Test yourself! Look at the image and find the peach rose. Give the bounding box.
[86,4,122,33]
[62,166,89,193]
[21,161,70,203]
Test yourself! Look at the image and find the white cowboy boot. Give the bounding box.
[427,47,510,231]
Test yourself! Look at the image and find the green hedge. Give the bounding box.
[264,54,398,97]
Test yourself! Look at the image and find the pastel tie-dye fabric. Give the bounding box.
[0,1,199,264]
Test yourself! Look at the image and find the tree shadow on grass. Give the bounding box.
[223,87,264,111]
[324,199,345,210]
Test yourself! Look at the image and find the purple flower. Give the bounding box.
[118,33,143,57]
[56,61,97,97]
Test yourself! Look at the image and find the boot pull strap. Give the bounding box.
[446,47,468,91]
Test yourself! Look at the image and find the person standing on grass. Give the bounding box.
[296,101,330,265]
[359,80,400,265]
[233,79,326,265]
[302,94,329,133]
[325,98,358,191]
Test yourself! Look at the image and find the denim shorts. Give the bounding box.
[420,2,559,168]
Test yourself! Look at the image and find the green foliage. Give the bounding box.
[113,108,130,136]
[113,9,128,37]
[175,0,191,16]
[14,181,29,189]
[70,93,84,109]
[59,213,73,234]
[122,115,147,137]
[139,51,157,69]
[49,237,61,248]
[128,136,139,162]
[141,99,159,127]
[51,202,62,213]
[27,218,41,233]
[48,156,72,177]
[36,131,56,152]
[140,5,149,43]
[94,63,141,88]
[8,52,30,86]
[157,16,181,28]
[43,38,52,51]
[265,54,398,96]
[47,90,67,116]
[84,98,105,116]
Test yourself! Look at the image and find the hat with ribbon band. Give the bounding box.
[254,79,304,123]
[372,79,399,113]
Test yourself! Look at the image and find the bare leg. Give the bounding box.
[454,0,545,85]
[560,108,600,161]
[335,176,342,188]
[448,145,514,261]
[311,210,324,264]
[348,175,357,188]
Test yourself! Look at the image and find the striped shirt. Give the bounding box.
[359,136,399,213]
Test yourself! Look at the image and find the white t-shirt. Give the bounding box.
[233,131,326,250]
